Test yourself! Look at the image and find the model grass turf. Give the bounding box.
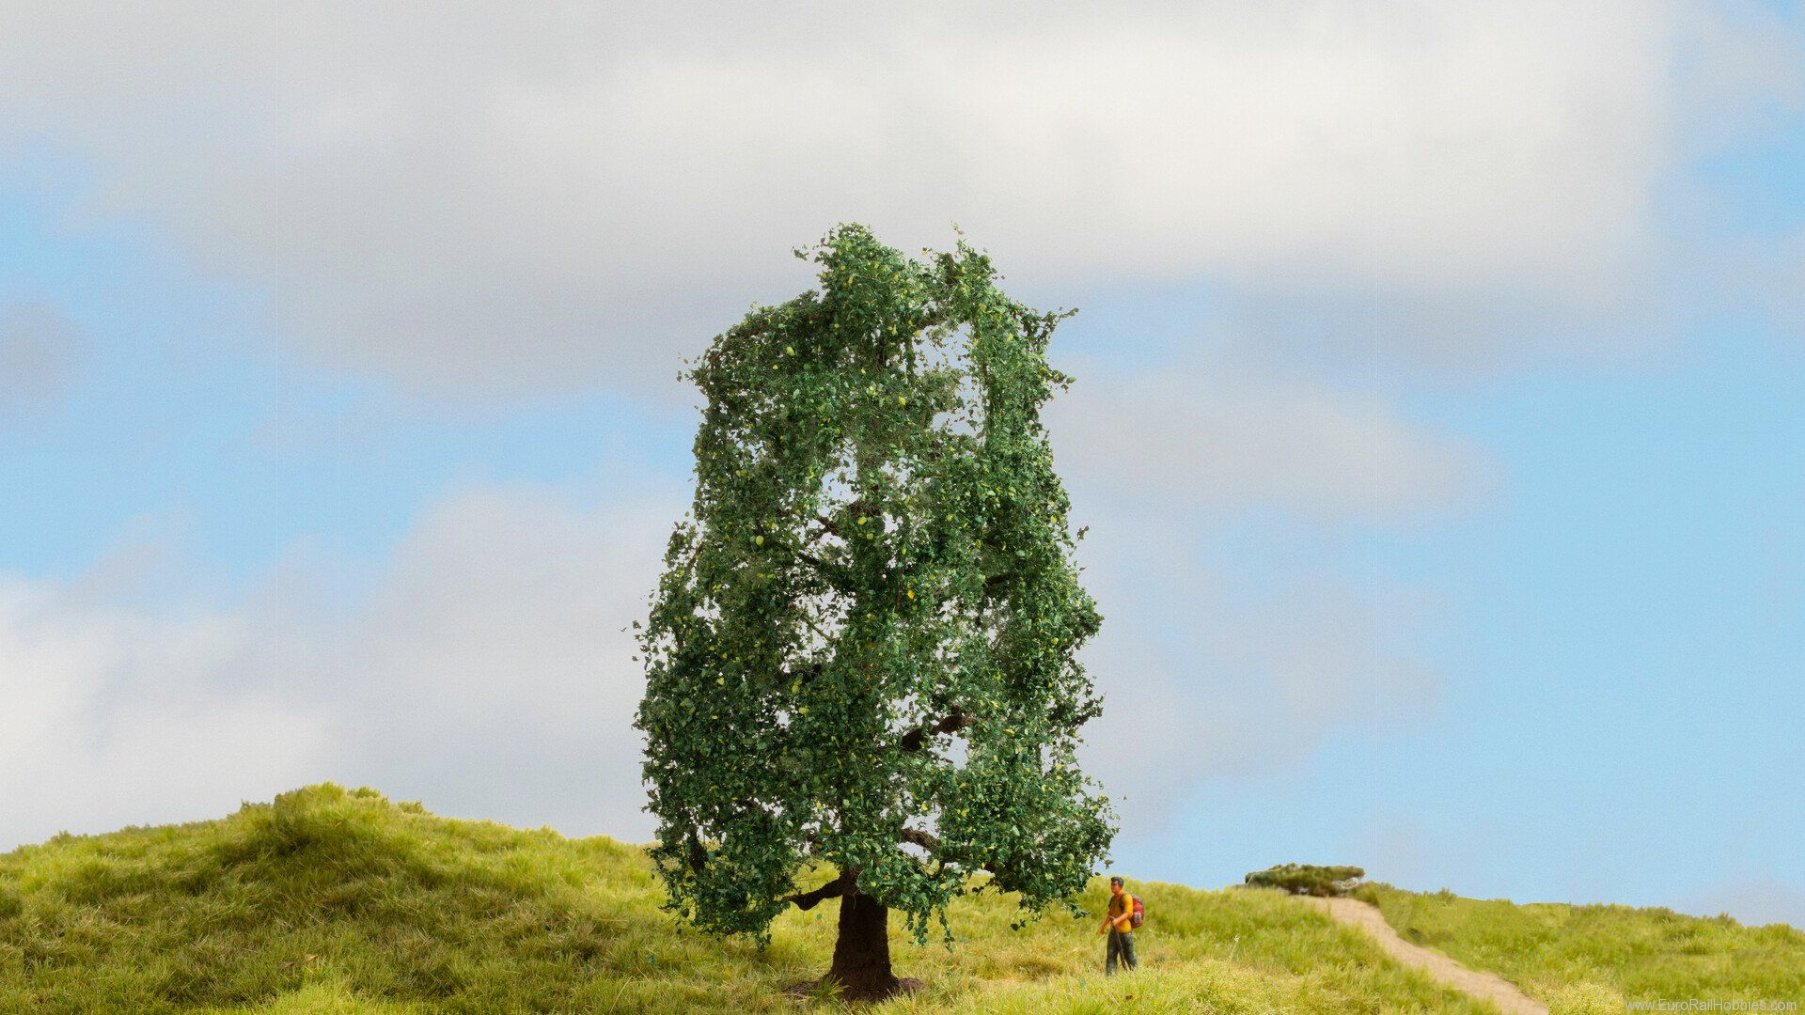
[1358,882,1805,1013]
[7,786,1797,1013]
[2,785,1498,1014]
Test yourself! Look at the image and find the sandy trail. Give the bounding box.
[1302,897,1548,1015]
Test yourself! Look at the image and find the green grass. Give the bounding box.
[1359,882,1805,1014]
[5,785,1789,1013]
[0,785,1497,1013]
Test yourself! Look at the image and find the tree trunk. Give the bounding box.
[826,887,900,1001]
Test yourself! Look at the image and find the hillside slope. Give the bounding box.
[0,784,1789,1013]
[0,785,1484,1014]
[1360,882,1804,1013]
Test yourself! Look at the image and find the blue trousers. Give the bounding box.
[1106,929,1137,973]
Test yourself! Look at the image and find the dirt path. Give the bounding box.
[1302,897,1548,1015]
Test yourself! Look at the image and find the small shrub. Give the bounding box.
[1243,864,1366,897]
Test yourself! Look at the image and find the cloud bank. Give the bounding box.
[1049,360,1488,521]
[2,0,1687,397]
[2,367,1473,851]
[0,484,678,851]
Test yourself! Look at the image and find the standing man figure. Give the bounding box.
[1097,875,1138,974]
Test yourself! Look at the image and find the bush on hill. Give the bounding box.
[1243,864,1366,897]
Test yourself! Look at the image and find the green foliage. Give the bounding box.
[635,224,1113,945]
[1243,865,1367,898]
[1362,882,1805,1013]
[0,788,1510,1014]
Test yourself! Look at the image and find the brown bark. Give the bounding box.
[899,707,974,752]
[899,826,940,852]
[784,872,849,911]
[826,887,901,1001]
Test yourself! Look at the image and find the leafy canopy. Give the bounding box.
[635,224,1113,945]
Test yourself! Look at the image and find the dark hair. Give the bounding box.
[1109,876,1124,886]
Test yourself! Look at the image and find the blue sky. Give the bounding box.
[2,2,1802,928]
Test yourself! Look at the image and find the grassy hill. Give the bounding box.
[1358,882,1804,1012]
[1,785,1797,1013]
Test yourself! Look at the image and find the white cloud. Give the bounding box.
[253,483,678,835]
[1676,0,1805,148]
[1073,515,1444,827]
[1,372,1466,850]
[0,302,83,424]
[0,1,1691,397]
[1048,359,1490,521]
[0,574,329,843]
[0,483,680,852]
[0,305,1486,847]
[1040,356,1478,825]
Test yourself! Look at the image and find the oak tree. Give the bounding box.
[634,224,1114,1001]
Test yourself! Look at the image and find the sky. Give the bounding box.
[2,1,1802,929]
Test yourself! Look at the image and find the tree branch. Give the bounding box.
[899,706,975,752]
[899,827,940,852]
[781,662,824,687]
[791,545,856,593]
[785,869,854,911]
